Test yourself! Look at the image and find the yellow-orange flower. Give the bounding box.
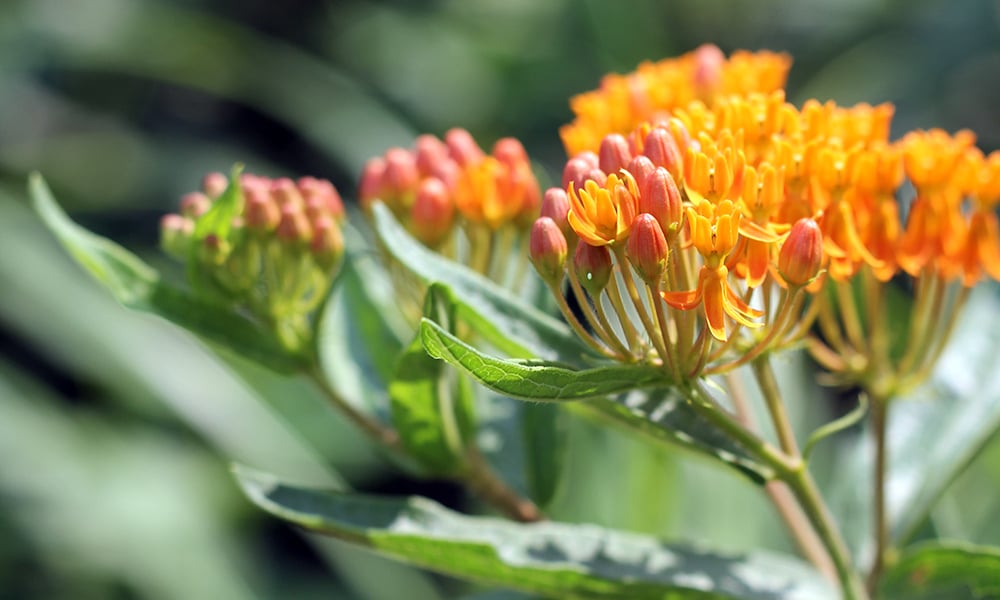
[567,172,639,247]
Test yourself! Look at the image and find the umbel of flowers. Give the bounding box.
[161,171,346,354]
[531,44,1000,395]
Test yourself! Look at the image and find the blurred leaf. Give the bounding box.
[236,467,835,600]
[421,318,773,483]
[373,202,592,365]
[829,288,1000,561]
[878,542,1000,599]
[191,164,243,243]
[520,403,567,508]
[29,172,305,372]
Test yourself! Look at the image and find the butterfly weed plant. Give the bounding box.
[28,45,1000,599]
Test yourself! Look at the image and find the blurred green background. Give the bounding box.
[2,1,1000,599]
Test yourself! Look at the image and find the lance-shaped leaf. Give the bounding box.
[236,467,835,600]
[388,285,476,475]
[521,402,567,508]
[420,318,774,483]
[878,542,1000,599]
[29,173,304,372]
[372,202,592,365]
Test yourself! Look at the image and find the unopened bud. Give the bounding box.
[272,178,305,209]
[160,213,193,259]
[359,157,388,207]
[530,217,568,284]
[445,128,485,167]
[644,127,683,181]
[203,172,228,198]
[492,138,529,169]
[384,147,419,197]
[586,168,609,188]
[541,187,571,236]
[410,178,455,247]
[180,192,211,218]
[310,215,344,269]
[694,43,726,97]
[779,218,824,287]
[626,214,669,284]
[598,134,632,174]
[563,156,596,191]
[245,187,280,231]
[299,176,344,221]
[639,167,684,238]
[276,203,312,243]
[626,156,656,199]
[415,134,450,177]
[574,242,613,295]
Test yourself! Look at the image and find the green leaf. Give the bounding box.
[235,467,835,600]
[372,202,592,365]
[829,288,1000,558]
[420,318,774,482]
[420,318,665,401]
[29,173,304,372]
[388,285,476,475]
[520,403,567,508]
[878,542,1000,599]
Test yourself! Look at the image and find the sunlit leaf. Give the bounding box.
[878,542,1000,599]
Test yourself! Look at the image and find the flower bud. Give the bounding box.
[180,192,211,218]
[445,128,484,167]
[415,134,449,177]
[640,167,684,238]
[598,133,631,174]
[529,217,568,284]
[626,156,656,199]
[272,177,305,209]
[431,159,460,190]
[574,242,613,296]
[410,177,455,247]
[779,218,824,287]
[541,187,571,236]
[310,215,344,269]
[202,172,228,198]
[383,148,419,202]
[585,168,608,188]
[245,187,280,231]
[160,213,193,259]
[626,214,669,284]
[299,176,344,221]
[492,137,530,169]
[276,202,312,244]
[694,43,725,97]
[359,157,388,207]
[644,127,683,181]
[562,156,596,191]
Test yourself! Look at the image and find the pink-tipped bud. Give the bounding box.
[573,242,613,296]
[299,177,344,221]
[639,167,684,237]
[410,178,455,247]
[626,214,669,284]
[276,203,312,243]
[160,213,193,258]
[310,215,344,268]
[359,157,388,206]
[245,187,280,231]
[240,173,270,195]
[562,156,595,191]
[626,156,656,197]
[666,117,692,155]
[492,138,529,169]
[415,134,450,177]
[431,159,460,190]
[644,127,683,181]
[202,172,228,198]
[272,177,305,210]
[180,192,211,218]
[529,217,568,284]
[694,43,726,96]
[598,133,632,174]
[384,147,419,198]
[541,187,571,236]
[779,218,824,287]
[586,168,609,188]
[445,128,484,167]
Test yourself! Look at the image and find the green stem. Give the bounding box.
[867,397,890,593]
[465,446,543,523]
[751,357,800,457]
[308,366,402,450]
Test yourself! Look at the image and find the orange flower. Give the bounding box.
[567,172,639,247]
[662,198,763,340]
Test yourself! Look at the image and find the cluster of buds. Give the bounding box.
[161,170,345,353]
[532,45,1000,392]
[360,128,541,285]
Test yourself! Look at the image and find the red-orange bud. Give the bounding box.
[573,242,613,295]
[694,43,726,96]
[445,128,484,166]
[779,218,824,287]
[415,134,450,177]
[541,187,571,236]
[310,215,344,268]
[180,192,211,218]
[644,127,683,181]
[359,157,387,206]
[384,148,419,198]
[276,203,312,243]
[639,167,683,238]
[493,137,530,169]
[627,214,669,284]
[627,156,657,198]
[598,133,632,174]
[562,155,597,191]
[410,177,455,247]
[245,188,280,231]
[529,217,568,284]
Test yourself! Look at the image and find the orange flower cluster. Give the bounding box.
[533,45,999,385]
[360,129,540,248]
